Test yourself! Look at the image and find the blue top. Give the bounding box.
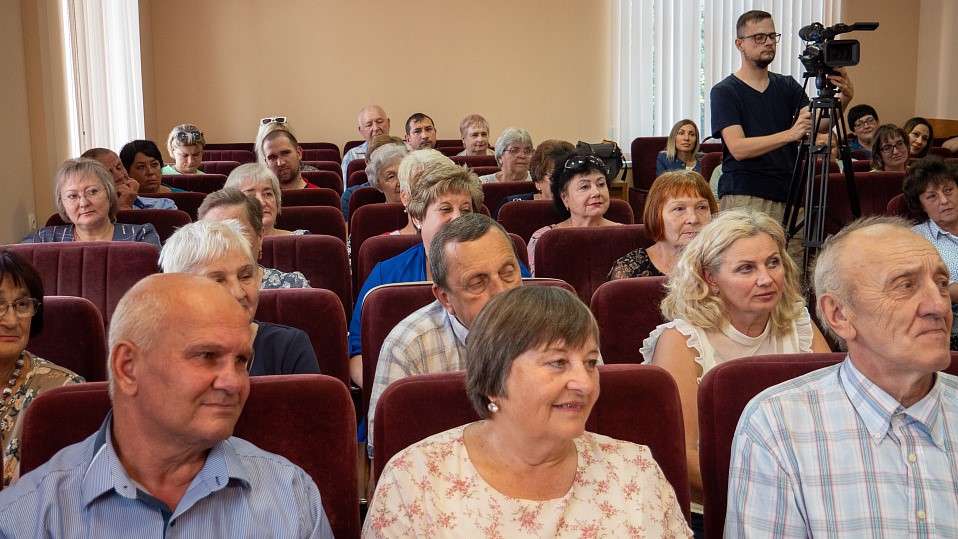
[849,138,872,159]
[710,72,809,203]
[655,151,702,175]
[21,223,162,249]
[0,413,333,538]
[340,181,371,220]
[252,320,321,376]
[134,196,178,210]
[494,193,535,220]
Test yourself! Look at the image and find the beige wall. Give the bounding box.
[915,1,958,122]
[1,0,35,244]
[142,0,612,152]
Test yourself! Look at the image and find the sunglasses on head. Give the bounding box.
[564,155,609,175]
[175,130,203,144]
[261,116,287,125]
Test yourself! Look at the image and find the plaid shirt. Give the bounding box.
[726,357,958,538]
[368,300,468,458]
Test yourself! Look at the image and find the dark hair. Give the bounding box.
[405,113,434,135]
[901,156,958,222]
[0,251,45,336]
[846,104,879,131]
[736,10,771,35]
[530,139,575,185]
[119,140,164,172]
[549,150,610,219]
[902,117,935,158]
[263,129,299,149]
[870,124,909,171]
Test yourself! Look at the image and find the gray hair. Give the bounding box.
[225,163,284,214]
[159,219,254,274]
[465,286,599,419]
[812,215,914,348]
[365,143,409,190]
[494,127,533,161]
[429,213,509,290]
[54,158,119,223]
[198,187,265,236]
[397,149,453,196]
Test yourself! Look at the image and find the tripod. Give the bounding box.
[782,79,861,295]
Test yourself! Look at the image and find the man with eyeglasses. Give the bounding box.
[710,10,854,233]
[847,104,880,158]
[405,113,437,150]
[342,105,390,177]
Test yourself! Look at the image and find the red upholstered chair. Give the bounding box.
[343,140,363,154]
[698,353,846,539]
[140,192,206,220]
[850,150,868,161]
[498,199,634,244]
[437,146,464,156]
[885,193,908,217]
[301,170,343,194]
[301,148,340,163]
[256,289,349,385]
[435,139,463,148]
[196,160,241,175]
[273,206,346,243]
[202,149,256,163]
[630,136,668,192]
[28,296,108,382]
[700,142,723,154]
[347,187,386,224]
[481,181,535,217]
[347,170,368,188]
[302,161,344,178]
[349,203,410,297]
[851,159,872,172]
[261,235,352,315]
[346,159,366,180]
[372,365,692,523]
[700,152,722,185]
[279,187,341,209]
[450,155,498,168]
[470,165,500,177]
[204,142,255,152]
[44,210,192,244]
[929,146,952,158]
[300,141,342,155]
[823,171,905,235]
[20,375,360,539]
[162,173,227,193]
[590,276,668,364]
[5,242,159,329]
[533,223,650,304]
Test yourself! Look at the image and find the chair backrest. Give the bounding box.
[256,289,349,385]
[700,151,722,185]
[301,161,344,178]
[470,165,500,177]
[498,199,634,243]
[343,140,363,154]
[279,187,341,209]
[162,173,227,194]
[28,296,107,381]
[630,136,669,192]
[534,224,652,304]
[202,149,256,163]
[261,235,352,315]
[204,142,255,152]
[850,159,872,172]
[437,146,465,156]
[481,181,535,217]
[44,210,192,244]
[301,148,341,163]
[373,365,691,523]
[435,139,463,148]
[346,159,366,180]
[347,186,386,223]
[449,155,498,168]
[20,374,360,539]
[300,141,341,154]
[886,192,908,217]
[273,206,347,243]
[929,146,952,158]
[140,192,206,220]
[196,160,241,175]
[347,170,368,188]
[590,276,668,364]
[823,171,905,235]
[300,170,343,194]
[700,142,723,154]
[698,353,846,539]
[348,203,411,297]
[5,242,159,329]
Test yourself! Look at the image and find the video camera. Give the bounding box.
[798,22,878,92]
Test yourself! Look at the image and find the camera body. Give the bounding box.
[798,22,877,92]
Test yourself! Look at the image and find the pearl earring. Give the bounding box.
[487,401,499,413]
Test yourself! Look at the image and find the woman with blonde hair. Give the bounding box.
[656,119,703,174]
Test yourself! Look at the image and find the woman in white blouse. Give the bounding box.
[641,208,831,527]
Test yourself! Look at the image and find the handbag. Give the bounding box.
[576,140,626,181]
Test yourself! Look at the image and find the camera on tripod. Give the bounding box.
[798,22,878,92]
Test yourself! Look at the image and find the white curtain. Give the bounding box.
[62,0,144,155]
[614,0,841,146]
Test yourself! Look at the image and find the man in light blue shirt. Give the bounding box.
[0,274,333,538]
[83,147,178,211]
[342,105,390,178]
[726,216,958,537]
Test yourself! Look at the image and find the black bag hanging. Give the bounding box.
[576,140,626,181]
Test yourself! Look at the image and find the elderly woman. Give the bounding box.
[162,124,205,175]
[493,140,576,219]
[197,188,309,289]
[609,171,717,279]
[225,163,305,236]
[870,124,910,172]
[527,153,621,275]
[366,142,409,205]
[847,104,879,158]
[640,209,830,524]
[657,120,704,174]
[120,140,184,194]
[478,128,534,183]
[341,135,408,220]
[903,117,935,159]
[21,159,160,248]
[0,250,83,487]
[903,156,958,349]
[387,149,455,236]
[456,114,493,156]
[159,219,320,376]
[365,286,691,537]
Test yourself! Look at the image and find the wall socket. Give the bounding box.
[28,214,36,231]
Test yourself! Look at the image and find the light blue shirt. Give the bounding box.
[913,219,958,334]
[134,196,178,210]
[0,413,334,538]
[341,141,368,178]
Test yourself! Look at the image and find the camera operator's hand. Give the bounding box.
[828,67,854,106]
[788,109,813,142]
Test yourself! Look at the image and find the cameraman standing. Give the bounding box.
[710,10,853,228]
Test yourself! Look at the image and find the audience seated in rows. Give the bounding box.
[478,127,533,184]
[120,139,184,194]
[456,114,494,157]
[342,105,391,177]
[163,124,205,175]
[657,119,704,174]
[493,139,572,219]
[81,148,178,211]
[225,163,305,237]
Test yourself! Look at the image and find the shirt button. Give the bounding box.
[917,510,926,519]
[908,454,917,463]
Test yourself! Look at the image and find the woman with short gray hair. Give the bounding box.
[365,143,409,204]
[225,163,305,236]
[478,127,534,183]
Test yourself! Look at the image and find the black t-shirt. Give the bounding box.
[250,320,321,376]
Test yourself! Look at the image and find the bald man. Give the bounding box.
[342,105,391,177]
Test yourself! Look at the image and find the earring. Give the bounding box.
[487,401,499,413]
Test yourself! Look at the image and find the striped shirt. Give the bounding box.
[726,357,958,538]
[21,223,162,249]
[0,413,334,538]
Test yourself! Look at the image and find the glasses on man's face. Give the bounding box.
[880,140,907,154]
[739,32,782,44]
[261,116,287,125]
[61,188,104,204]
[854,117,877,130]
[175,130,203,144]
[0,298,39,319]
[504,147,533,156]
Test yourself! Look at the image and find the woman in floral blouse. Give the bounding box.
[364,286,691,538]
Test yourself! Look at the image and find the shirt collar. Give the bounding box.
[840,357,946,448]
[443,306,469,347]
[924,219,953,239]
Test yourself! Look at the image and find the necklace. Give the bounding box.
[1,353,25,404]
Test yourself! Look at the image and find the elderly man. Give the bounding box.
[342,105,390,177]
[0,274,333,536]
[367,213,523,456]
[260,130,321,190]
[726,216,958,537]
[404,113,437,150]
[81,147,178,211]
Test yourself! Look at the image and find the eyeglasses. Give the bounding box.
[175,130,203,144]
[853,117,877,130]
[738,32,782,44]
[564,155,609,174]
[61,188,104,204]
[880,140,907,154]
[504,147,534,156]
[261,116,287,125]
[0,298,40,319]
